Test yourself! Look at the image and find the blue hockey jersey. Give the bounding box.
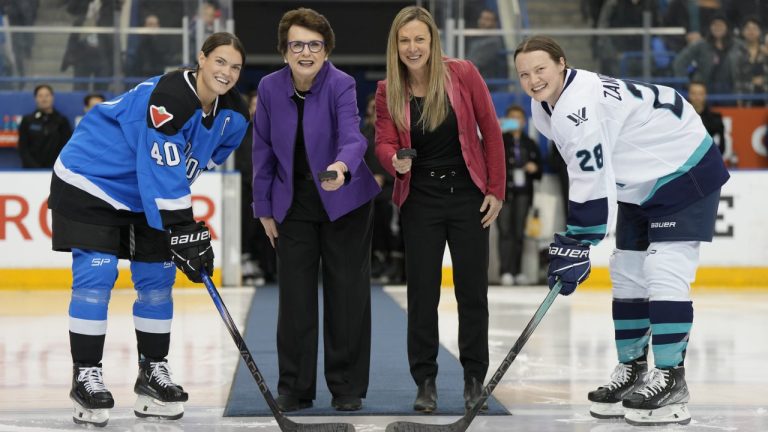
[49,70,251,230]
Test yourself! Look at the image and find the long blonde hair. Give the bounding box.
[385,6,449,132]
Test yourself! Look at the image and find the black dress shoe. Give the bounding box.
[464,377,488,412]
[276,395,313,412]
[413,377,437,413]
[331,396,362,411]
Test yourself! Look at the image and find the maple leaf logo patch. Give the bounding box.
[150,105,174,128]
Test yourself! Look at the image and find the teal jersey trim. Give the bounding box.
[565,224,607,245]
[641,134,714,205]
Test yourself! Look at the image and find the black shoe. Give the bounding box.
[463,377,488,412]
[276,395,313,412]
[134,358,188,403]
[71,363,114,410]
[413,377,437,413]
[331,396,362,411]
[587,358,647,419]
[622,367,691,426]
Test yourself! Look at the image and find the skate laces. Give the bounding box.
[77,366,108,394]
[604,363,632,391]
[148,361,176,388]
[635,368,669,398]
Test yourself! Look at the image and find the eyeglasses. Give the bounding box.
[287,40,325,54]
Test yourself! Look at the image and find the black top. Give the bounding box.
[292,89,312,179]
[17,110,72,168]
[699,106,725,154]
[409,97,463,170]
[288,88,328,222]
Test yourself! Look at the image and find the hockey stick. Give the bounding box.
[385,280,563,432]
[201,270,355,432]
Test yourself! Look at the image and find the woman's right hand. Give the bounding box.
[391,153,412,174]
[259,217,278,248]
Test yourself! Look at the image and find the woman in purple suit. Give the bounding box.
[251,8,380,413]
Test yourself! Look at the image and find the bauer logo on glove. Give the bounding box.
[167,221,214,283]
[547,233,591,296]
[548,245,590,259]
[169,229,210,246]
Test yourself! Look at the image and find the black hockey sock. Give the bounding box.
[136,330,170,361]
[70,332,106,365]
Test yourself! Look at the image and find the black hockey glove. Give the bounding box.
[547,233,591,295]
[167,221,213,283]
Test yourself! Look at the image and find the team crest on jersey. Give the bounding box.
[567,107,588,126]
[150,105,174,128]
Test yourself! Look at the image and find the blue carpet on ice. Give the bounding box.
[223,285,509,416]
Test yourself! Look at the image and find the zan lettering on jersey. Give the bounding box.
[598,74,622,101]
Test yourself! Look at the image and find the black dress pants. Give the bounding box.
[401,167,489,385]
[275,179,373,399]
[497,193,531,275]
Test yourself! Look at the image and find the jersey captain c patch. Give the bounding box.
[150,105,174,129]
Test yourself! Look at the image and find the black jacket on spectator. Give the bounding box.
[502,132,542,199]
[17,110,72,168]
[698,106,725,154]
[466,36,508,80]
[126,35,175,78]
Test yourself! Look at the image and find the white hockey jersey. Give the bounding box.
[531,69,729,245]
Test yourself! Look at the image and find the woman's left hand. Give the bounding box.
[320,161,347,191]
[479,194,502,228]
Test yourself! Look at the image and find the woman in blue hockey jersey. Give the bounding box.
[47,32,250,426]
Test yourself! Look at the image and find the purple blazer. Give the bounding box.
[252,62,380,222]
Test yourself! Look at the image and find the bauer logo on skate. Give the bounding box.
[0,172,225,268]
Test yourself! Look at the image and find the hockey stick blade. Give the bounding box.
[201,271,356,432]
[384,281,563,432]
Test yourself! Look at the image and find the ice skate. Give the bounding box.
[70,363,114,427]
[623,366,691,426]
[133,358,188,420]
[587,358,647,419]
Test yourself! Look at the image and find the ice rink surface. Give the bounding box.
[1,285,766,431]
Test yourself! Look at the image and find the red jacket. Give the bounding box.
[374,58,505,207]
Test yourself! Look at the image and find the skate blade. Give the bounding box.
[589,402,625,419]
[624,403,691,426]
[72,400,109,427]
[134,394,184,420]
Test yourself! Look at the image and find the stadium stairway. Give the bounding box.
[25,0,71,90]
[524,0,597,71]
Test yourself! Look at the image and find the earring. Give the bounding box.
[284,58,288,64]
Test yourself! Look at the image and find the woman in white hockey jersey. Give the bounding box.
[514,36,729,426]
